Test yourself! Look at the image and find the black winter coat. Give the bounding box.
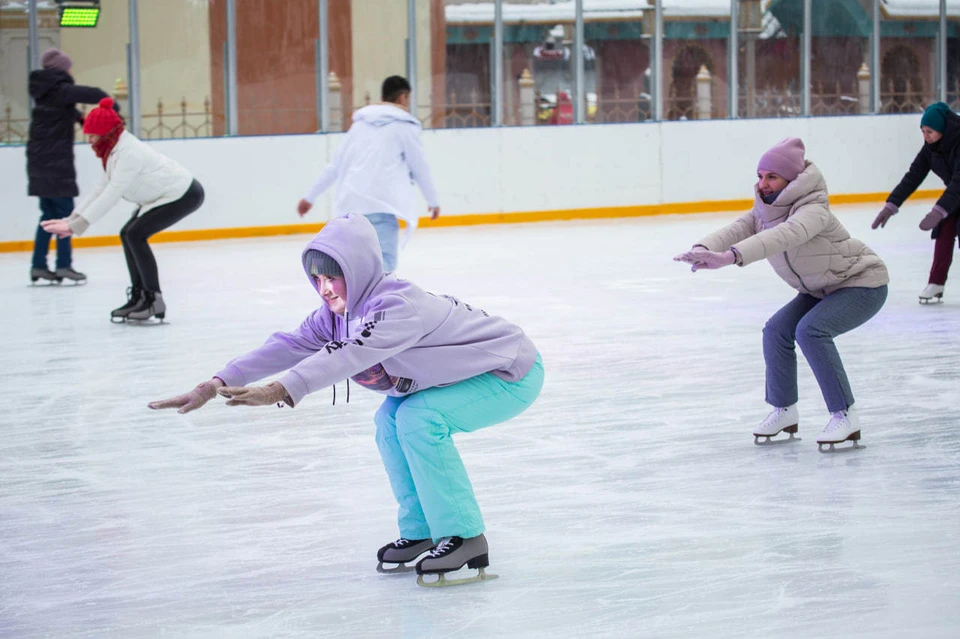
[26,69,109,197]
[887,109,960,240]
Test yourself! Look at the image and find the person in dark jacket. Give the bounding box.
[26,48,112,285]
[871,102,960,304]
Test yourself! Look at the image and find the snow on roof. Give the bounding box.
[881,0,960,18]
[445,1,732,24]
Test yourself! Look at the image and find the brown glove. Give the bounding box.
[148,378,224,414]
[218,381,291,407]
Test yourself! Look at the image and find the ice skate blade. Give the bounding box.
[377,561,415,574]
[817,430,864,453]
[753,425,800,446]
[919,297,943,304]
[417,567,498,588]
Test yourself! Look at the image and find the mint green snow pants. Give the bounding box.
[374,354,544,541]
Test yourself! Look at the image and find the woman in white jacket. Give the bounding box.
[42,97,204,322]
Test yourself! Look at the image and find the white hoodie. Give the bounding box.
[303,104,439,235]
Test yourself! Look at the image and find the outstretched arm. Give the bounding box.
[399,126,439,213]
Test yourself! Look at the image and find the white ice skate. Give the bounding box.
[816,405,864,453]
[753,404,800,445]
[919,284,944,304]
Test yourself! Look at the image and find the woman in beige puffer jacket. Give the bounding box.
[675,138,888,452]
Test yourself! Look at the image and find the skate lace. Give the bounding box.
[761,407,787,428]
[823,412,847,433]
[426,537,455,558]
[392,538,413,548]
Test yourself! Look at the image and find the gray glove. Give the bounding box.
[871,202,898,229]
[148,379,223,414]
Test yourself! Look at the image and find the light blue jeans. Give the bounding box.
[374,354,544,541]
[763,286,887,413]
[363,213,399,272]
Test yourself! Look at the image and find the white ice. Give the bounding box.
[2,203,959,638]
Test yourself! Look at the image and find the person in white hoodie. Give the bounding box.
[297,76,440,272]
[41,97,204,322]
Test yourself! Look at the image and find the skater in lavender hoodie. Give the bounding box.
[149,214,543,586]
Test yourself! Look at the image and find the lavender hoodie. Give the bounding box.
[214,214,538,406]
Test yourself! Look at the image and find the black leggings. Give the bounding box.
[120,179,204,293]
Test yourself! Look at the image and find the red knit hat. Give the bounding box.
[83,97,122,136]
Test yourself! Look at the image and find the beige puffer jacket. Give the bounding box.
[697,161,889,299]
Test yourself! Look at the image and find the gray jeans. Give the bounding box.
[763,285,887,413]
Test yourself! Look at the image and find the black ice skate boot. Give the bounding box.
[376,538,436,573]
[415,534,498,587]
[55,267,87,284]
[126,291,166,322]
[30,267,61,285]
[111,287,144,322]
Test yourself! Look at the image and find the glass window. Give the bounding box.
[0,0,101,145]
[585,1,648,124]
[438,0,498,128]
[139,0,217,139]
[809,0,871,116]
[664,1,729,120]
[879,1,939,114]
[739,0,802,118]
[945,4,959,110]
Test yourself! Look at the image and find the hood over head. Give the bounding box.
[300,214,384,314]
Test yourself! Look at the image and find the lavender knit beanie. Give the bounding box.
[757,137,806,182]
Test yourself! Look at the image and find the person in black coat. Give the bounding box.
[26,48,112,285]
[871,102,960,304]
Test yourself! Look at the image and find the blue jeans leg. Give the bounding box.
[764,287,887,413]
[363,213,400,272]
[33,197,74,270]
[374,354,544,541]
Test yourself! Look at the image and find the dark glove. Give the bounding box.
[149,379,224,414]
[919,205,949,231]
[871,202,898,229]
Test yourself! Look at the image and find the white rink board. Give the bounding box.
[0,114,944,245]
[1,202,959,638]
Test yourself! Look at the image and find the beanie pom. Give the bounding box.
[98,97,114,110]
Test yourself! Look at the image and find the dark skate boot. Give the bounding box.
[30,267,61,285]
[376,538,435,573]
[55,267,87,284]
[111,287,144,322]
[126,291,166,322]
[415,534,498,587]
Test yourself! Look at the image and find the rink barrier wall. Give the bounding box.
[1,189,940,253]
[0,113,945,253]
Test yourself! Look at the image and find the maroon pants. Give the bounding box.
[929,213,960,286]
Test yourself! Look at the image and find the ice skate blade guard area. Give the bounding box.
[417,567,499,588]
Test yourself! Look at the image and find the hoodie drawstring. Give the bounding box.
[330,311,352,406]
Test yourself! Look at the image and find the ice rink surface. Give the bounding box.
[2,202,959,638]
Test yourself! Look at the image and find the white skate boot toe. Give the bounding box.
[817,405,864,452]
[754,404,800,445]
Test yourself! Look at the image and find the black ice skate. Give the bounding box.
[376,538,435,573]
[415,534,498,587]
[111,287,145,323]
[126,291,166,322]
[30,267,61,285]
[55,267,87,284]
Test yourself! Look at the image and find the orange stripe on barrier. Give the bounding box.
[0,189,942,253]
